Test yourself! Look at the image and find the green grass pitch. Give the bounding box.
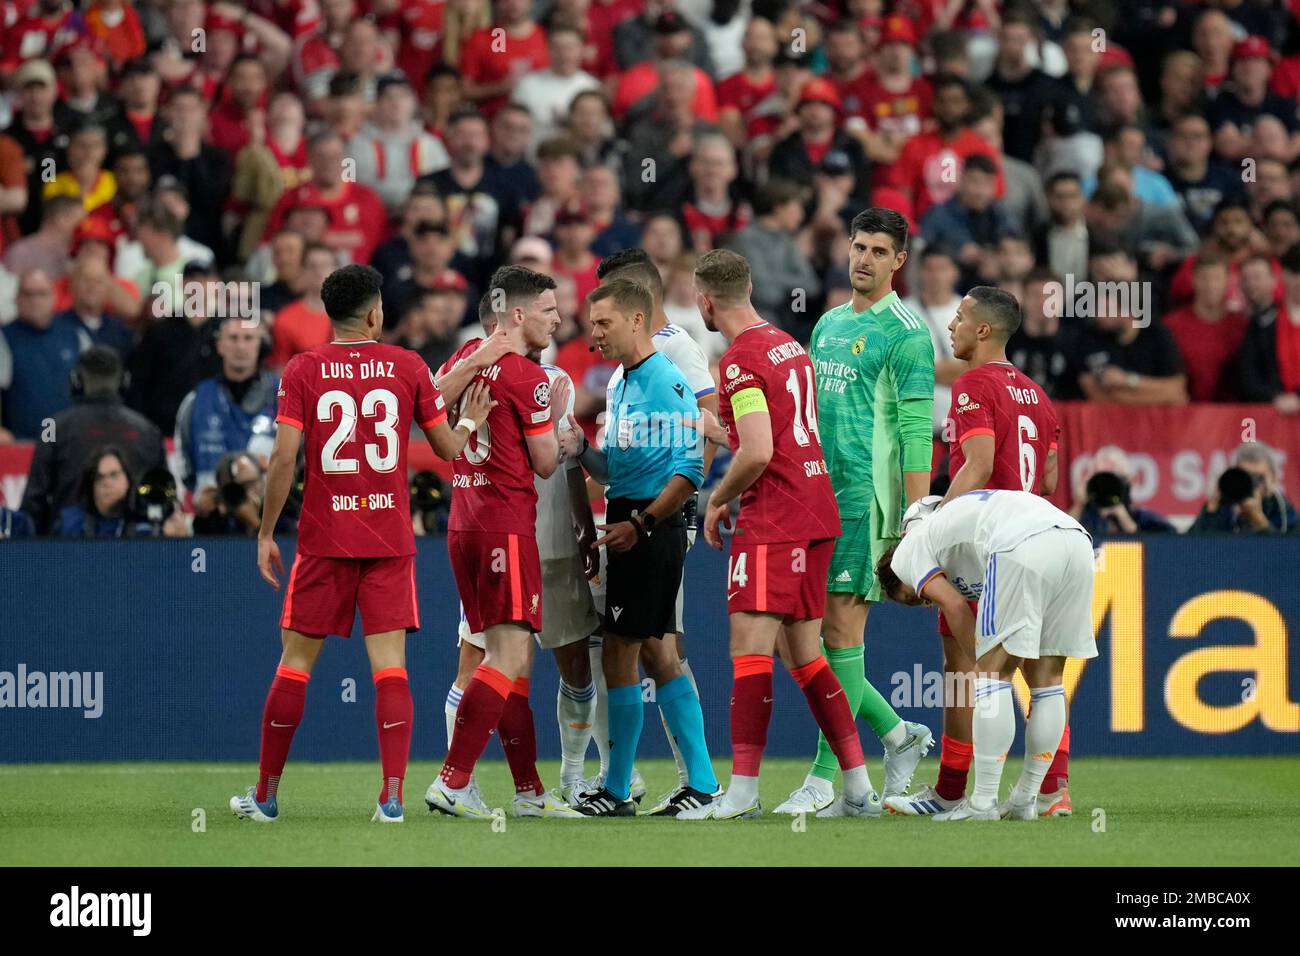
[3,757,1296,866]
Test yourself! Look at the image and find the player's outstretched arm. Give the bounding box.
[434,329,512,405]
[425,382,495,461]
[257,422,303,589]
[561,414,610,483]
[696,391,721,474]
[703,406,773,549]
[941,432,994,505]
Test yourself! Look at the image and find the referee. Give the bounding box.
[569,278,719,816]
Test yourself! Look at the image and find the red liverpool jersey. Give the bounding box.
[948,360,1059,494]
[718,322,842,543]
[276,340,448,557]
[439,340,553,534]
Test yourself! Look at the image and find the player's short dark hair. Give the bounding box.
[849,207,909,255]
[320,263,383,326]
[875,544,907,603]
[596,247,664,307]
[489,265,557,314]
[966,285,1023,341]
[694,248,751,303]
[588,277,653,322]
[77,345,124,395]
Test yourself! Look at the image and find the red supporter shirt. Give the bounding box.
[716,69,780,140]
[718,322,841,543]
[438,340,553,534]
[276,340,448,558]
[948,361,1059,494]
[1163,306,1248,402]
[612,62,718,121]
[884,128,1003,218]
[458,23,549,116]
[396,0,445,90]
[682,200,750,250]
[1,9,87,69]
[265,181,389,264]
[858,76,932,136]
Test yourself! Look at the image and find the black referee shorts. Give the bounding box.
[603,497,687,640]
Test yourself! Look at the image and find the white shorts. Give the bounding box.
[588,533,691,636]
[975,527,1098,662]
[457,552,599,652]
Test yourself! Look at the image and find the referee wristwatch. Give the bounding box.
[636,510,657,536]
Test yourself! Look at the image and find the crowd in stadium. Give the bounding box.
[0,0,1299,539]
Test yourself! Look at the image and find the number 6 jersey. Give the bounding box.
[276,340,448,557]
[947,360,1059,494]
[718,321,841,542]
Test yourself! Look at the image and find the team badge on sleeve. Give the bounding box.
[533,382,550,407]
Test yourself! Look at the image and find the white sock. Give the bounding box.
[589,637,609,778]
[1013,686,1067,803]
[680,657,700,697]
[725,774,759,810]
[842,765,874,803]
[557,679,596,786]
[881,720,908,750]
[972,678,1015,810]
[444,684,462,750]
[802,774,834,800]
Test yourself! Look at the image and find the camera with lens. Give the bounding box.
[411,471,449,534]
[1217,466,1262,506]
[133,467,180,529]
[1085,471,1130,511]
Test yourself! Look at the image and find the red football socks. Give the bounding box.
[1042,723,1071,794]
[731,655,774,777]
[935,734,973,801]
[441,664,513,790]
[257,664,309,802]
[792,658,865,771]
[499,677,544,796]
[374,667,412,804]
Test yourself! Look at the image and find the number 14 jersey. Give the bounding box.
[947,360,1059,494]
[718,322,841,543]
[276,340,447,558]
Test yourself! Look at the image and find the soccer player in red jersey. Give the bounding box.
[424,266,571,820]
[229,264,494,824]
[679,249,878,819]
[884,286,1072,819]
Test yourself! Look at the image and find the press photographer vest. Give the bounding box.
[185,373,278,484]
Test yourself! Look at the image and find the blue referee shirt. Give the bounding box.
[605,351,704,499]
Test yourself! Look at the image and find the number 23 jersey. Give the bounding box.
[718,322,841,543]
[276,341,448,558]
[948,361,1059,494]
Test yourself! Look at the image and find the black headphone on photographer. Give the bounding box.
[70,345,130,400]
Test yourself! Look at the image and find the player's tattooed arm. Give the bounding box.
[434,329,513,405]
[1041,447,1059,497]
[922,573,976,646]
[257,422,304,589]
[426,382,496,460]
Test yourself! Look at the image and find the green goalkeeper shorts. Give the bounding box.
[826,512,896,602]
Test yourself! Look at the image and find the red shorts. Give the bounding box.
[726,538,835,620]
[447,530,543,634]
[281,552,420,638]
[937,599,980,637]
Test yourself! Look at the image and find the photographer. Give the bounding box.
[22,347,166,534]
[1189,442,1298,534]
[59,446,185,538]
[192,451,279,536]
[1070,445,1175,539]
[410,470,450,536]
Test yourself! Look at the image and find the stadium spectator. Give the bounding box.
[264,128,387,266]
[3,195,82,280]
[208,54,271,158]
[614,2,713,74]
[679,134,749,251]
[1208,36,1300,163]
[640,211,686,281]
[1169,197,1268,308]
[383,219,463,329]
[394,286,465,371]
[83,0,146,70]
[621,61,721,212]
[521,135,581,237]
[902,245,965,434]
[192,450,276,537]
[565,89,619,169]
[511,22,601,146]
[487,104,542,205]
[1052,17,1104,135]
[920,154,1017,291]
[1263,199,1300,258]
[85,146,151,258]
[267,243,336,370]
[551,202,599,308]
[613,10,718,123]
[1087,124,1179,208]
[129,199,210,308]
[1086,169,1198,278]
[884,73,1002,219]
[822,18,873,124]
[768,78,871,213]
[52,45,123,137]
[20,346,163,535]
[1189,442,1299,534]
[1247,154,1296,222]
[113,58,164,154]
[175,316,278,493]
[421,108,519,287]
[258,230,307,316]
[58,446,154,538]
[1191,8,1234,93]
[984,9,1057,163]
[55,253,134,360]
[1164,256,1249,402]
[147,87,232,263]
[372,185,451,297]
[3,59,66,236]
[1076,466,1177,539]
[716,17,779,158]
[459,0,550,116]
[1056,246,1188,405]
[853,15,931,164]
[726,178,820,341]
[1009,267,1071,398]
[1,268,85,440]
[1166,114,1246,236]
[1152,50,1206,146]
[578,164,640,257]
[118,177,215,294]
[347,73,450,214]
[1235,245,1300,414]
[126,260,221,431]
[1094,64,1144,129]
[971,96,1049,235]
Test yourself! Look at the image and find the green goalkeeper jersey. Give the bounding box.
[808,290,935,537]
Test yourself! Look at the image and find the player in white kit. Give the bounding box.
[569,248,719,810]
[435,293,601,815]
[877,490,1098,821]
